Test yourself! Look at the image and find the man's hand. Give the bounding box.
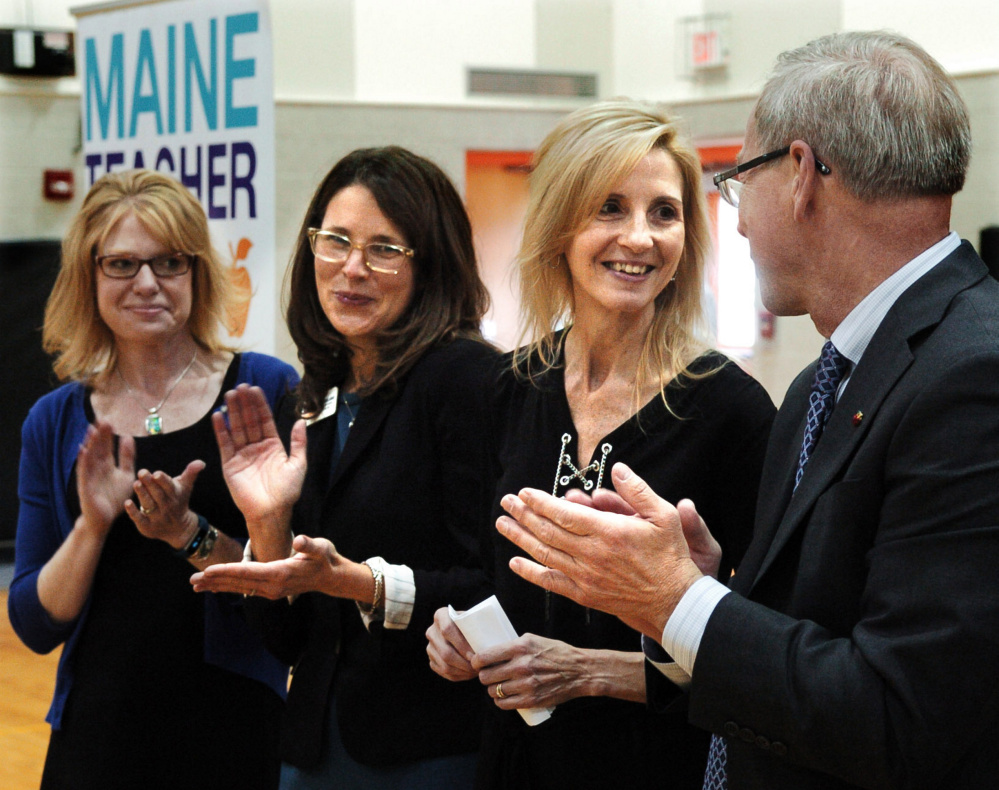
[496,463,705,640]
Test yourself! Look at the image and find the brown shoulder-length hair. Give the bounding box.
[43,169,233,385]
[514,99,714,407]
[286,146,490,415]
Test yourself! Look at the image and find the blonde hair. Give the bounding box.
[43,169,233,384]
[514,98,713,405]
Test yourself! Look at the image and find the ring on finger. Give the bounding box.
[139,503,157,515]
[496,682,506,699]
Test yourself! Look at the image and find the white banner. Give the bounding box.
[73,0,275,352]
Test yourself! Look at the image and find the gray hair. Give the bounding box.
[753,30,970,201]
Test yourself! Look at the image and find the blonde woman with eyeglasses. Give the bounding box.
[9,169,298,789]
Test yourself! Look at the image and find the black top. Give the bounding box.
[479,348,776,790]
[248,338,500,769]
[41,356,282,790]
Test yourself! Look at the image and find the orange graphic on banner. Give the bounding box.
[225,237,254,337]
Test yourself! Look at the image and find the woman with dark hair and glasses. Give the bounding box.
[191,146,499,789]
[8,169,298,789]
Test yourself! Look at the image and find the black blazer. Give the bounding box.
[249,338,499,768]
[686,242,999,789]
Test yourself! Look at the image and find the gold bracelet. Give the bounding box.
[358,560,384,614]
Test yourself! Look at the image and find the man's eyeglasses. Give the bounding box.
[307,229,414,275]
[713,147,831,208]
[95,253,195,279]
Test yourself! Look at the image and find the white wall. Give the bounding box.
[0,86,82,239]
[843,0,999,74]
[4,0,999,101]
[271,0,354,100]
[0,0,74,27]
[3,0,999,399]
[354,0,535,103]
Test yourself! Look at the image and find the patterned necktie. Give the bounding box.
[795,341,849,491]
[703,735,728,790]
[702,342,848,790]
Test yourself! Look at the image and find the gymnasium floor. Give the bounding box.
[0,584,58,790]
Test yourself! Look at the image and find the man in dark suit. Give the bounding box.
[494,31,999,789]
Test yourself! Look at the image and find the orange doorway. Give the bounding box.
[465,151,532,351]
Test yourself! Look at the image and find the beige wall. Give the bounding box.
[4,69,999,400]
[0,85,84,241]
[3,0,998,403]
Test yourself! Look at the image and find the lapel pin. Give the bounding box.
[852,411,864,427]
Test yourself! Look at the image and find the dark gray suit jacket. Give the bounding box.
[688,242,999,789]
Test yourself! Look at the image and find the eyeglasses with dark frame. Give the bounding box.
[307,228,414,275]
[713,146,831,208]
[95,253,196,279]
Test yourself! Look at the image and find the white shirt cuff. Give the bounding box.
[357,557,415,631]
[642,634,693,689]
[660,575,730,676]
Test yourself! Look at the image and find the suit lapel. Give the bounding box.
[747,319,913,590]
[297,416,337,536]
[732,369,810,594]
[742,242,988,596]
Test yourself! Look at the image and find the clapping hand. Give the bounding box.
[124,461,204,549]
[76,420,136,537]
[213,385,307,560]
[191,535,351,600]
[496,463,705,640]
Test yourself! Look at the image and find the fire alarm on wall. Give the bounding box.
[44,169,74,201]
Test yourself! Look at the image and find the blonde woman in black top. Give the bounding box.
[427,100,775,789]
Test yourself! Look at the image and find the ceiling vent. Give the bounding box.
[467,68,597,99]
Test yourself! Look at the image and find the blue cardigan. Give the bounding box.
[8,351,299,728]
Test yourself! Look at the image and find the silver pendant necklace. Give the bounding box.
[341,395,357,428]
[547,433,612,624]
[551,432,613,495]
[118,350,198,435]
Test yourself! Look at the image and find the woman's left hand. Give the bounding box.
[472,634,607,710]
[190,534,365,600]
[124,461,205,550]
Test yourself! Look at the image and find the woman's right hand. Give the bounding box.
[426,607,479,682]
[36,421,136,625]
[76,420,136,537]
[213,385,307,555]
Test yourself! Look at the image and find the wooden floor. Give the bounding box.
[0,590,60,790]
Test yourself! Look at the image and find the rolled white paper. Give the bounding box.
[448,595,553,726]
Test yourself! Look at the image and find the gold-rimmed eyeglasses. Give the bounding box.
[307,228,414,275]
